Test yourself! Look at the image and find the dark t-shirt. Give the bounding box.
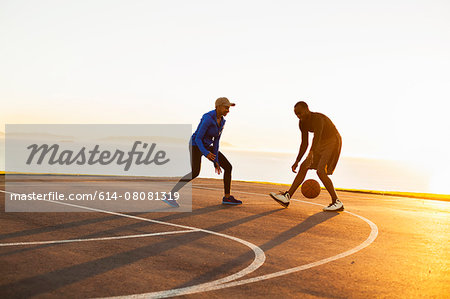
[299,112,340,152]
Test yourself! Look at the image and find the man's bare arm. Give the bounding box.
[292,125,309,173]
[295,130,309,163]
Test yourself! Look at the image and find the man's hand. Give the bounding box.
[206,152,216,161]
[291,161,299,173]
[214,162,222,175]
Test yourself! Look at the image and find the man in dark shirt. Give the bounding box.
[270,101,344,211]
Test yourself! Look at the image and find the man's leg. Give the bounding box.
[315,140,339,203]
[271,159,310,208]
[218,151,242,205]
[317,168,338,202]
[171,146,202,193]
[316,147,344,211]
[217,151,232,197]
[287,160,309,197]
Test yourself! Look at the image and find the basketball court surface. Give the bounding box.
[1,177,449,298]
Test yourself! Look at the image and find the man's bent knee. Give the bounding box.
[223,164,232,173]
[192,170,200,179]
[300,160,310,169]
[316,169,327,178]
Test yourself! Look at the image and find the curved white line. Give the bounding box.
[124,186,378,298]
[0,229,198,247]
[0,186,378,299]
[0,189,266,298]
[160,203,378,295]
[44,200,266,298]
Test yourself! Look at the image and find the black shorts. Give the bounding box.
[309,134,342,175]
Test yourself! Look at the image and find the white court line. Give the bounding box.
[0,188,266,298]
[118,186,378,298]
[0,185,378,298]
[0,230,198,247]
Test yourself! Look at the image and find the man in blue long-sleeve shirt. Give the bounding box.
[169,97,242,207]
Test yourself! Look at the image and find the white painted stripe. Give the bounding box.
[0,188,266,298]
[119,186,378,298]
[0,230,198,247]
[161,204,378,295]
[0,184,378,299]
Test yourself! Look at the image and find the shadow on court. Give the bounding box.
[175,211,338,289]
[0,204,235,258]
[0,206,282,298]
[3,177,445,298]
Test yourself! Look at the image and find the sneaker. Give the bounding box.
[269,191,290,208]
[162,197,180,208]
[323,200,344,211]
[222,195,242,205]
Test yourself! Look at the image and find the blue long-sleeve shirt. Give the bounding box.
[191,109,225,165]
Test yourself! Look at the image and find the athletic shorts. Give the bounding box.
[309,134,342,175]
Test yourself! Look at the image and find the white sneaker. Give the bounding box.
[269,191,290,208]
[323,200,344,211]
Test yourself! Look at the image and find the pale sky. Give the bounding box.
[1,0,450,191]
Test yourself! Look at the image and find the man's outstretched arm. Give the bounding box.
[292,126,309,172]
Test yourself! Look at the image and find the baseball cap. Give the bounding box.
[215,97,236,107]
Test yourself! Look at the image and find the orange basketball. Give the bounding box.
[301,179,321,199]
